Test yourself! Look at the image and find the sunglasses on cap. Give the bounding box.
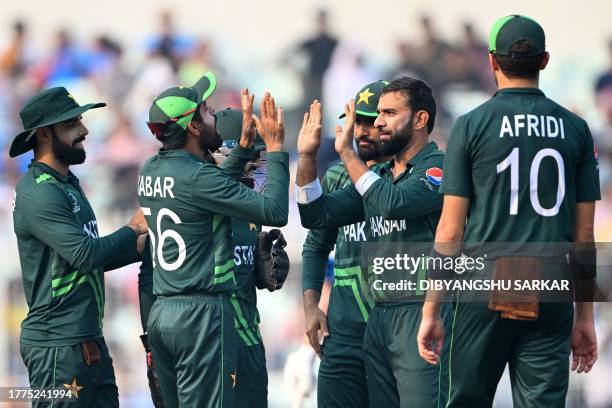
[146,102,212,140]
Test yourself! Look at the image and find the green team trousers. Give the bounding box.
[235,343,268,407]
[364,302,452,408]
[446,301,573,408]
[317,339,368,408]
[147,293,238,408]
[20,337,118,408]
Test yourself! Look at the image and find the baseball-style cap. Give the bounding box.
[488,15,545,57]
[339,80,389,119]
[9,87,105,157]
[147,71,217,141]
[214,108,265,151]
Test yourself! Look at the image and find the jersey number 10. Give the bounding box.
[141,207,187,271]
[496,147,565,217]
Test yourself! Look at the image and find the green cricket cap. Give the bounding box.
[214,108,265,151]
[489,15,545,57]
[339,80,389,119]
[9,87,105,158]
[148,71,217,141]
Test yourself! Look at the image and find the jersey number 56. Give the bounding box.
[141,207,187,271]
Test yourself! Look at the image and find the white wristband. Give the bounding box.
[295,179,323,203]
[355,171,381,196]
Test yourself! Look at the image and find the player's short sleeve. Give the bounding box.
[440,115,472,197]
[575,122,601,202]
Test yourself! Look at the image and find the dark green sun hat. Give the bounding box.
[9,87,105,158]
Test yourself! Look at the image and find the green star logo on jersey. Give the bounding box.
[357,88,375,105]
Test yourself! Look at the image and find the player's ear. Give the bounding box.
[414,110,429,132]
[540,52,550,71]
[35,127,52,145]
[186,120,200,137]
[488,53,499,72]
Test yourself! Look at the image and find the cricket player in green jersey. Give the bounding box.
[297,77,451,407]
[10,87,148,407]
[138,72,289,408]
[215,108,290,408]
[301,81,391,408]
[138,108,290,408]
[418,15,601,407]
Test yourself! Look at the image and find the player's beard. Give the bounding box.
[357,140,382,162]
[51,128,86,165]
[379,114,414,156]
[197,122,223,154]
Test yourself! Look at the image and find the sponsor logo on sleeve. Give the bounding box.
[425,167,443,186]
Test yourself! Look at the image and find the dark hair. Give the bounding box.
[162,135,187,150]
[382,76,437,134]
[161,108,200,150]
[494,40,545,80]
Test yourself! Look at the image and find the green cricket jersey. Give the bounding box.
[230,219,263,348]
[441,88,601,252]
[302,162,375,346]
[13,162,139,346]
[299,142,444,302]
[137,149,288,297]
[139,219,264,347]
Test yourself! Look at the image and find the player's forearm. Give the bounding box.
[138,236,155,331]
[221,145,253,180]
[303,289,322,310]
[296,153,317,187]
[573,201,596,312]
[575,302,594,322]
[301,236,332,293]
[339,148,369,185]
[434,219,465,255]
[104,245,141,271]
[361,179,443,220]
[422,292,444,318]
[260,151,289,226]
[74,226,138,271]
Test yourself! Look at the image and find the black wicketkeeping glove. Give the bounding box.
[140,334,165,408]
[255,229,290,291]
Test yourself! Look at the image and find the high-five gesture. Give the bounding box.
[253,92,284,152]
[240,88,256,149]
[335,99,356,155]
[297,100,322,157]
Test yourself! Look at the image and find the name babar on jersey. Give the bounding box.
[138,175,176,198]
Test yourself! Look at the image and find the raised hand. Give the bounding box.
[253,92,284,152]
[335,99,356,155]
[297,100,322,157]
[240,88,256,149]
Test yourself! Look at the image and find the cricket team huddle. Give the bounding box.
[9,15,601,408]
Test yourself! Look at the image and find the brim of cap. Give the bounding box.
[338,109,379,119]
[9,102,105,158]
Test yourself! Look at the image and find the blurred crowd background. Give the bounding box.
[1,1,612,407]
